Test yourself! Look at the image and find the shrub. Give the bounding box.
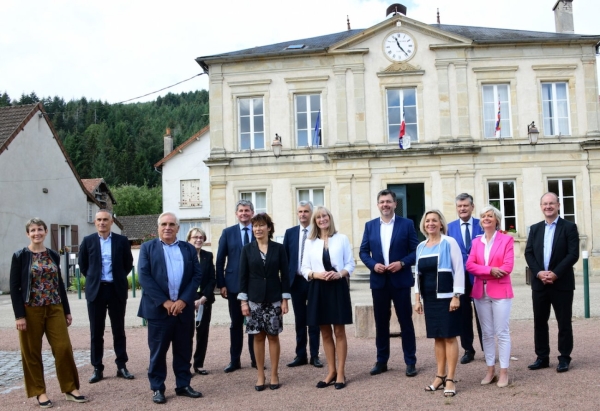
[69,275,86,292]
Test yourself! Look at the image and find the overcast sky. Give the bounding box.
[2,0,598,104]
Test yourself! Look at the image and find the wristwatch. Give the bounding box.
[453,293,462,298]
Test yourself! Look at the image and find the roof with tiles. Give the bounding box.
[154,124,209,168]
[0,104,38,150]
[118,214,160,242]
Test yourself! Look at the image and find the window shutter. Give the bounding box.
[51,224,59,250]
[71,225,79,252]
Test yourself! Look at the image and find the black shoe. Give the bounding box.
[370,362,388,375]
[89,368,103,384]
[334,377,346,390]
[287,356,308,367]
[152,390,166,404]
[117,367,135,379]
[270,377,280,390]
[224,361,241,373]
[36,395,53,409]
[65,392,88,403]
[460,351,475,364]
[528,358,550,370]
[255,384,266,391]
[309,357,324,368]
[406,364,417,377]
[556,360,570,373]
[194,368,209,375]
[175,386,203,398]
[316,373,337,388]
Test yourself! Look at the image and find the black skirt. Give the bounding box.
[419,255,461,338]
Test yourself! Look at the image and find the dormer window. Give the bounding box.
[286,44,305,50]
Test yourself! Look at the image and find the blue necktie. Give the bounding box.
[464,223,471,252]
[243,227,250,245]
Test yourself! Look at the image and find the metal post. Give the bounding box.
[76,267,81,300]
[131,267,137,298]
[583,251,590,318]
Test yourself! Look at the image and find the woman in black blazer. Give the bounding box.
[186,228,217,375]
[238,213,291,391]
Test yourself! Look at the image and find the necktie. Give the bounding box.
[243,227,250,245]
[464,223,471,252]
[300,228,308,270]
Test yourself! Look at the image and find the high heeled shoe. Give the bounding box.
[316,373,337,388]
[36,395,53,409]
[425,375,446,391]
[65,392,88,403]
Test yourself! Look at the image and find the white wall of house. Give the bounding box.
[0,113,106,291]
[161,130,212,244]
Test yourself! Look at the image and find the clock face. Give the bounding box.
[383,32,416,62]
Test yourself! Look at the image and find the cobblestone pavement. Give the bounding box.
[0,350,111,393]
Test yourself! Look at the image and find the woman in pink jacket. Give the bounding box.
[466,205,514,388]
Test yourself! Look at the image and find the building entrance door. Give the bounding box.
[387,183,425,241]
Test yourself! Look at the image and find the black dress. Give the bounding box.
[306,248,353,326]
[418,248,461,339]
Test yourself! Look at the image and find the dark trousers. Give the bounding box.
[460,278,483,353]
[147,315,192,392]
[532,287,574,363]
[87,282,128,370]
[227,292,255,364]
[192,303,213,369]
[372,279,416,365]
[290,275,320,359]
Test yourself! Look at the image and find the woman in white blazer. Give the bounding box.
[302,206,354,390]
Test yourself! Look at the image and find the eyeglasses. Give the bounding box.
[190,236,204,240]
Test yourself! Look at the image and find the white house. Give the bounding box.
[195,1,600,275]
[154,126,212,244]
[0,103,118,291]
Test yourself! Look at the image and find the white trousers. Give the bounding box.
[473,287,512,368]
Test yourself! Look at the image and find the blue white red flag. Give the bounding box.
[495,101,501,137]
[312,111,321,146]
[399,109,406,149]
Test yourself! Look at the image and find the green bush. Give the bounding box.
[127,274,142,290]
[69,275,86,292]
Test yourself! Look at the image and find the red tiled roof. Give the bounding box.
[81,178,104,194]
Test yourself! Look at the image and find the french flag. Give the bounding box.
[399,109,405,149]
[495,101,501,137]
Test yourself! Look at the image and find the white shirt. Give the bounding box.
[460,217,474,244]
[479,231,497,266]
[297,225,311,275]
[380,216,395,266]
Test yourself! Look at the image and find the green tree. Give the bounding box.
[0,92,11,107]
[112,184,162,216]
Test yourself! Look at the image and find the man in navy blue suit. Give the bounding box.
[447,193,483,364]
[216,200,256,373]
[283,201,322,368]
[359,189,419,377]
[137,212,203,404]
[79,209,134,384]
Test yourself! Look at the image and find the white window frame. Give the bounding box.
[295,94,322,147]
[297,188,325,207]
[180,179,202,208]
[547,178,576,224]
[488,180,517,232]
[541,82,571,137]
[238,97,265,150]
[240,191,267,214]
[386,88,418,143]
[482,84,512,138]
[87,202,94,223]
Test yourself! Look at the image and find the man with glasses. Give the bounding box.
[525,192,579,373]
[216,200,257,372]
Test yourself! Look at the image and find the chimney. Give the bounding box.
[164,128,173,157]
[553,0,574,34]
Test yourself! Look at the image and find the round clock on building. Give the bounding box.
[383,31,416,62]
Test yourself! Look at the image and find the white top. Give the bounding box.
[297,225,311,275]
[301,233,355,280]
[379,216,395,266]
[479,231,497,266]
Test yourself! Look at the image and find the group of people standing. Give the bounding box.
[9,188,579,406]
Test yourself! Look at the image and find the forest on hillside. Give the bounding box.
[0,90,209,187]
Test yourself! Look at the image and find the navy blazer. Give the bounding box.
[447,218,482,284]
[78,232,133,303]
[137,239,202,321]
[359,216,418,290]
[216,224,249,294]
[239,241,291,303]
[197,249,216,304]
[525,217,579,292]
[283,225,305,287]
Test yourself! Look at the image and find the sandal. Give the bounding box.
[424,375,446,391]
[444,379,457,397]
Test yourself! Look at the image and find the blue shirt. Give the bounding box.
[99,233,113,282]
[543,218,558,271]
[239,223,253,245]
[161,240,184,301]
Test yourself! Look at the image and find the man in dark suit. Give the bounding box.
[138,212,203,404]
[216,199,256,372]
[525,192,579,373]
[359,189,419,377]
[78,209,134,383]
[283,201,322,368]
[447,193,484,364]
